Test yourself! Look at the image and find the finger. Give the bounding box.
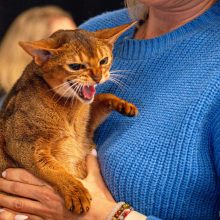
[0,209,17,220]
[0,194,46,217]
[0,177,53,202]
[0,208,43,220]
[2,168,51,188]
[86,149,101,179]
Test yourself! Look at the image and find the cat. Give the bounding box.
[0,22,138,214]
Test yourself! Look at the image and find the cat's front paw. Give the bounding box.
[59,179,91,214]
[116,100,138,117]
[108,99,138,117]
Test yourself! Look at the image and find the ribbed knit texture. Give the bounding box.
[80,3,220,220]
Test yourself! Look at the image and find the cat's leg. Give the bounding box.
[7,139,91,214]
[88,93,138,139]
[5,134,91,214]
[0,136,9,173]
[13,140,91,214]
[0,117,16,199]
[0,119,14,173]
[30,139,91,214]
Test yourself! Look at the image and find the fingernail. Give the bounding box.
[2,171,6,178]
[0,209,5,212]
[90,149,97,157]
[15,215,28,220]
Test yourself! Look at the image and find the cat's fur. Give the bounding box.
[0,23,138,214]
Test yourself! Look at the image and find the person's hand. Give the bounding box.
[0,168,77,220]
[0,150,116,220]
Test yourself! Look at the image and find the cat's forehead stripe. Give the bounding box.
[100,49,105,57]
[96,49,102,58]
[80,53,88,62]
[76,33,95,57]
[73,56,81,62]
[102,47,108,57]
[97,47,108,58]
[63,31,111,63]
[78,52,83,62]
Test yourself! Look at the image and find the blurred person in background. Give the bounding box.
[0,5,76,104]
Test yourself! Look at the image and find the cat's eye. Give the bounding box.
[100,57,109,65]
[68,63,86,71]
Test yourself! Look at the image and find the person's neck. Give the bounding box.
[135,0,216,39]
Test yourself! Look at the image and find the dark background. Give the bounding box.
[0,0,125,40]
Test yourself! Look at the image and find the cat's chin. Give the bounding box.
[77,96,94,104]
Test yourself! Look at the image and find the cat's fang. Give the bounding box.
[82,85,96,100]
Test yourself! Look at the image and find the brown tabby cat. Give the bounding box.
[0,23,138,214]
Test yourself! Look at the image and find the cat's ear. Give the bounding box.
[19,38,57,66]
[94,21,137,44]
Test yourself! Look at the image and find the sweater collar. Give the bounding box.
[115,0,220,60]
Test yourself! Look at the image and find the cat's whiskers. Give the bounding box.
[48,81,72,102]
[63,83,79,106]
[109,70,131,74]
[109,70,134,77]
[56,87,70,104]
[110,73,128,79]
[70,83,83,107]
[65,75,79,81]
[66,84,78,107]
[55,81,78,104]
[70,81,81,96]
[110,70,134,80]
[70,89,75,107]
[73,83,82,97]
[47,81,69,93]
[70,85,79,107]
[51,84,68,102]
[109,76,128,90]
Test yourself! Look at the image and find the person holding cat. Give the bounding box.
[0,0,220,219]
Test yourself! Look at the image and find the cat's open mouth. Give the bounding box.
[67,80,96,101]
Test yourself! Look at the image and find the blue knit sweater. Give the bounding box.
[0,4,218,220]
[80,4,220,220]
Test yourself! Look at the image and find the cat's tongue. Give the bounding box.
[82,85,96,100]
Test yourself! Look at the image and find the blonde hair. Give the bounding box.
[125,0,147,20]
[0,6,75,92]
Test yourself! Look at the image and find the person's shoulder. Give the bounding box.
[205,19,220,49]
[79,8,132,31]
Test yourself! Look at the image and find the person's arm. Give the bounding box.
[78,152,161,220]
[0,150,162,220]
[0,151,116,220]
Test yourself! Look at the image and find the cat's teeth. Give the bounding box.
[82,85,96,100]
[66,80,96,102]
